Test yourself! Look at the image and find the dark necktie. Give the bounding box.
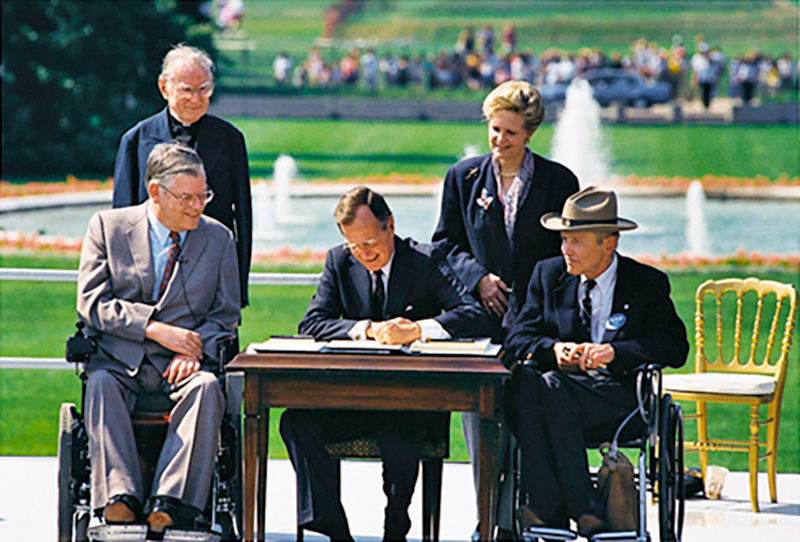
[371,269,385,321]
[580,279,597,342]
[158,232,181,299]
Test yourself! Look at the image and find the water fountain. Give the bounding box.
[252,180,279,240]
[550,79,612,187]
[686,180,710,254]
[462,143,482,159]
[273,154,297,224]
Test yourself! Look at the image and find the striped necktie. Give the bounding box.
[158,232,181,299]
[580,279,597,341]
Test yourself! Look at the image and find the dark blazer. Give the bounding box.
[432,152,579,327]
[299,236,490,341]
[77,203,241,375]
[504,254,688,380]
[112,108,252,306]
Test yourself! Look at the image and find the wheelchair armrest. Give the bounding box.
[215,333,240,373]
[66,321,96,364]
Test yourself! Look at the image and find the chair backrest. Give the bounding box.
[694,278,796,386]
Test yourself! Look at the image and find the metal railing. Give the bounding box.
[0,267,321,369]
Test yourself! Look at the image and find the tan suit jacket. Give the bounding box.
[77,202,241,374]
[77,202,240,511]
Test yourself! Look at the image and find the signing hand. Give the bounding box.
[145,320,203,359]
[163,355,201,384]
[368,317,422,345]
[477,273,510,317]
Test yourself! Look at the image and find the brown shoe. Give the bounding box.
[146,496,178,533]
[577,514,609,537]
[515,506,547,530]
[104,494,140,524]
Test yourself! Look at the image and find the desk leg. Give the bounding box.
[257,405,269,540]
[478,384,499,542]
[243,374,259,541]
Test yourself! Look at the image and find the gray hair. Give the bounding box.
[482,80,545,133]
[145,143,206,188]
[160,44,214,83]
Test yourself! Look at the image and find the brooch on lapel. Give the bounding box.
[466,167,480,182]
[476,187,493,217]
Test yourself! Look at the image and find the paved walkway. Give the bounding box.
[1,456,799,541]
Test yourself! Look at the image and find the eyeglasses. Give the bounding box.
[158,184,215,206]
[344,236,381,254]
[172,81,214,99]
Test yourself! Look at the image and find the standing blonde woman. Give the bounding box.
[433,80,578,539]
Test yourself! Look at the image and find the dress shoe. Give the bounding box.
[496,527,518,541]
[146,496,180,533]
[104,494,140,524]
[515,506,547,530]
[577,513,609,537]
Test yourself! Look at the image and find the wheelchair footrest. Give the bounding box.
[519,526,577,541]
[86,523,221,542]
[590,531,644,542]
[87,524,148,541]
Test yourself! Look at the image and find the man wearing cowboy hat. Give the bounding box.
[502,186,688,536]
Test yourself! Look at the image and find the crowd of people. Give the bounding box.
[272,26,798,107]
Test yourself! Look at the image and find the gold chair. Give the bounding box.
[663,277,796,512]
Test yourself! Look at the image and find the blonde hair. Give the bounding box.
[160,44,214,83]
[482,80,545,133]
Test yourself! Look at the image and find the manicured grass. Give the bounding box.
[1,253,797,472]
[235,117,800,180]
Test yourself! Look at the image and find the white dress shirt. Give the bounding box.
[579,253,618,344]
[348,251,450,341]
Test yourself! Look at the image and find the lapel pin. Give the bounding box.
[606,313,627,331]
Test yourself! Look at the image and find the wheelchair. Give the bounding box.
[513,364,685,542]
[58,322,243,542]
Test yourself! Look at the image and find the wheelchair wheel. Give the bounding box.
[58,403,77,542]
[58,403,89,542]
[657,395,685,542]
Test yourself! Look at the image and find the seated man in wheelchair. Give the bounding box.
[76,142,240,533]
[502,187,688,536]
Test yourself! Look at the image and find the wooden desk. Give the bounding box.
[227,351,510,542]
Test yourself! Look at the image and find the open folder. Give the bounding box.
[250,336,500,357]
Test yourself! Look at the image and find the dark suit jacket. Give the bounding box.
[432,152,579,329]
[299,236,490,341]
[112,108,252,306]
[504,254,688,381]
[77,203,241,375]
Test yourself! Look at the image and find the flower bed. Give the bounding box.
[3,173,798,199]
[2,230,798,271]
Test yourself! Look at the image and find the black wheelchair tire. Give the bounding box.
[658,395,685,542]
[58,403,77,542]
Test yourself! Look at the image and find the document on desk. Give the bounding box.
[407,338,501,357]
[323,340,405,354]
[250,337,326,353]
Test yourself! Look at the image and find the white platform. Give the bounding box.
[1,456,798,541]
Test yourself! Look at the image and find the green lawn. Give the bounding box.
[1,253,798,472]
[236,118,800,180]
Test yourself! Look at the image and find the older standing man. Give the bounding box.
[79,143,240,532]
[504,187,688,537]
[112,44,252,307]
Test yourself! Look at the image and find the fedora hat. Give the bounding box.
[540,186,638,232]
